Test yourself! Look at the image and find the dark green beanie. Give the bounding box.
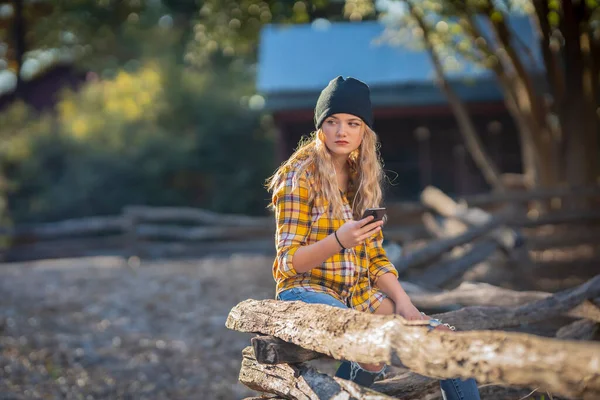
[314,76,373,129]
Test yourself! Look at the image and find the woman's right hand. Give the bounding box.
[335,216,384,249]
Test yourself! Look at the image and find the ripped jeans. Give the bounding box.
[278,288,481,400]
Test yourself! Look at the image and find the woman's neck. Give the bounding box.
[332,156,348,174]
[333,157,349,193]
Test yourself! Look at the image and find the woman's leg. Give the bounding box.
[277,288,384,387]
[373,295,481,399]
[334,296,395,386]
[440,378,481,400]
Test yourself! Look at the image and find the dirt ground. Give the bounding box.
[0,253,279,399]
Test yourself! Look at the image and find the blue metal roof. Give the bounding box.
[257,17,541,110]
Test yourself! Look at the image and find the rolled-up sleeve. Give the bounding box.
[273,171,312,278]
[368,230,398,284]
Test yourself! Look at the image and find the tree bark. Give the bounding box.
[561,0,599,192]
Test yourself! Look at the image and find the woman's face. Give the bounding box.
[321,113,364,160]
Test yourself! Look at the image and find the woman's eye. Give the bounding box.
[326,120,336,125]
[349,123,359,127]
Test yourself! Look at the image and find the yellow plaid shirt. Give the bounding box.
[272,163,399,313]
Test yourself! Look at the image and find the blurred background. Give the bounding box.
[0,0,598,399]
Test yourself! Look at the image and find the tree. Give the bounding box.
[366,0,599,199]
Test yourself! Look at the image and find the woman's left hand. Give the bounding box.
[421,313,454,332]
[394,300,423,320]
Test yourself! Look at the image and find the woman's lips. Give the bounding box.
[335,141,349,145]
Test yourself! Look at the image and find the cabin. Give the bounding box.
[255,18,538,200]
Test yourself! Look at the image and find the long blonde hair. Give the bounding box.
[266,125,384,220]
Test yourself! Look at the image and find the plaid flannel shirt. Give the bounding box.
[272,164,399,312]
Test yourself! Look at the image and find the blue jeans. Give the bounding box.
[278,288,481,400]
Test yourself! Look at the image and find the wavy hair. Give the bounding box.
[266,125,384,220]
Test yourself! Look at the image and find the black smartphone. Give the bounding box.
[361,207,387,225]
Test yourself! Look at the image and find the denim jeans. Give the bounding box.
[278,288,481,400]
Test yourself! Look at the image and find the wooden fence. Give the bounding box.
[1,185,599,262]
[226,274,600,400]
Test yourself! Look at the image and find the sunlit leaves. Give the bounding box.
[57,62,165,145]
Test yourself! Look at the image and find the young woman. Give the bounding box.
[266,76,480,399]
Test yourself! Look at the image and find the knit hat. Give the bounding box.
[314,76,373,129]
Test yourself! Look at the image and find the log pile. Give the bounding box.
[227,185,600,399]
[227,277,600,399]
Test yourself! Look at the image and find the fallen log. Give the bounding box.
[239,347,396,400]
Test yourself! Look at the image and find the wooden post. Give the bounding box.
[123,208,140,262]
[415,126,432,190]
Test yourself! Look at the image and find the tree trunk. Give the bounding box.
[561,0,599,194]
[406,1,505,192]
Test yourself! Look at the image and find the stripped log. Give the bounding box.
[240,347,396,400]
[227,286,600,399]
[251,310,599,368]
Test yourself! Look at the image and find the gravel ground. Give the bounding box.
[0,254,277,399]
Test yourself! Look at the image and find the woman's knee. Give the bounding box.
[373,297,395,315]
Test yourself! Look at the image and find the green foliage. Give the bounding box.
[0,60,275,223]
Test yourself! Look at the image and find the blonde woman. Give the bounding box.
[266,76,480,399]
